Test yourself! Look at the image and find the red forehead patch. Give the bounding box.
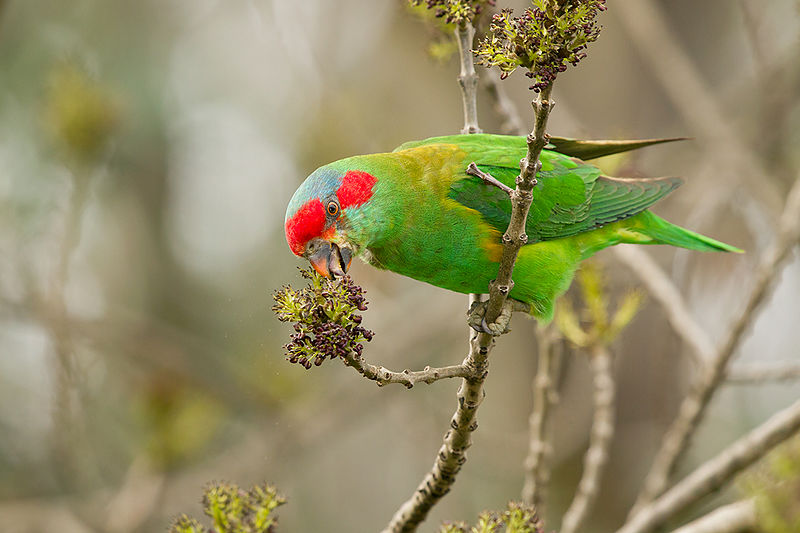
[337,170,377,208]
[285,198,325,256]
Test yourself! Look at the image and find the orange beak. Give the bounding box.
[307,239,353,279]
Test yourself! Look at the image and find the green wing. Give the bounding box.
[395,134,682,243]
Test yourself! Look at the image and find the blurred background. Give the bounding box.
[1,0,799,531]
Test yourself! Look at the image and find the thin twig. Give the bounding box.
[466,162,514,194]
[521,323,562,511]
[631,175,800,514]
[382,82,556,533]
[616,397,800,533]
[342,352,475,388]
[669,500,756,533]
[727,362,800,384]
[613,246,714,368]
[560,345,617,533]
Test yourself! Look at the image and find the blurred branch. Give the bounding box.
[736,0,766,71]
[104,456,165,533]
[613,246,714,367]
[632,174,800,514]
[560,345,616,533]
[615,0,783,213]
[342,351,476,388]
[484,72,526,135]
[616,397,800,533]
[456,22,481,134]
[727,362,800,384]
[669,500,756,533]
[521,323,563,511]
[47,169,92,487]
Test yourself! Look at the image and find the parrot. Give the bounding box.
[284,133,741,330]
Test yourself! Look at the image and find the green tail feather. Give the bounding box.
[638,212,744,253]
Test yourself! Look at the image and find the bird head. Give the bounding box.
[285,165,377,279]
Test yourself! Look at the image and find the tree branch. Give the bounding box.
[631,174,800,514]
[521,323,563,511]
[616,397,800,533]
[669,500,756,533]
[727,362,800,384]
[560,345,617,533]
[382,81,556,533]
[342,352,476,388]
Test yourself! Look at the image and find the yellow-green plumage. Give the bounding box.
[288,134,741,322]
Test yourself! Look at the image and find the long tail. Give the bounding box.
[634,211,743,252]
[577,211,743,258]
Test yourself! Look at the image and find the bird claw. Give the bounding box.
[468,299,516,336]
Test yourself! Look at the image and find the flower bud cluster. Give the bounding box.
[474,0,606,91]
[438,501,543,533]
[409,0,496,26]
[170,481,285,533]
[273,268,374,369]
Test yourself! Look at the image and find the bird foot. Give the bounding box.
[467,299,528,336]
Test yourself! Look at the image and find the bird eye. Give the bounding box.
[327,201,339,216]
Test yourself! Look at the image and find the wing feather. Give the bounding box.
[394,134,682,243]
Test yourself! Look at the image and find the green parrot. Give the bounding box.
[284,134,740,327]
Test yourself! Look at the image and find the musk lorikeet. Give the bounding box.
[284,134,741,325]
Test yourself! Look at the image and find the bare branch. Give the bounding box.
[522,323,563,511]
[560,345,617,533]
[669,500,756,533]
[382,333,490,533]
[616,398,800,533]
[342,351,475,388]
[613,246,714,367]
[727,362,800,384]
[466,162,514,195]
[632,174,800,513]
[456,22,481,134]
[481,83,554,326]
[383,80,557,533]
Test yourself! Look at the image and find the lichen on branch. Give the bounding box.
[474,0,606,91]
[273,268,373,369]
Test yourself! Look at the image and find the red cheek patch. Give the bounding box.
[337,171,377,209]
[285,199,325,256]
